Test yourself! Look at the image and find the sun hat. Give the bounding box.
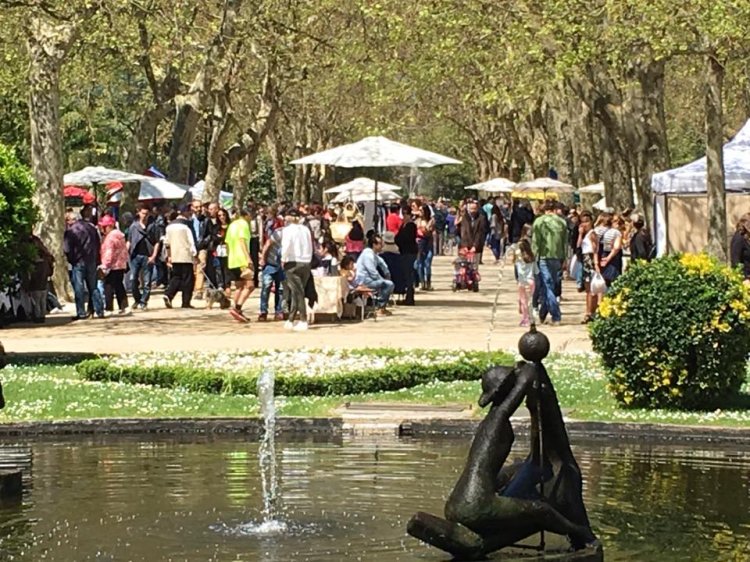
[98,215,116,228]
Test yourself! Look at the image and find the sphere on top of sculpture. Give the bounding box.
[518,324,550,363]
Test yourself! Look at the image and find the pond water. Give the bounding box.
[0,435,748,561]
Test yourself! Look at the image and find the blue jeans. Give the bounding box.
[537,258,562,322]
[71,262,103,318]
[260,264,284,314]
[366,278,395,308]
[415,247,434,285]
[130,255,153,305]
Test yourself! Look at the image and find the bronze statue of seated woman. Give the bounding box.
[407,328,600,560]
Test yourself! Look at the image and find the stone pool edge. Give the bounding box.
[0,417,747,445]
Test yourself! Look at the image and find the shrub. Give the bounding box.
[76,350,512,398]
[590,253,750,409]
[0,144,38,288]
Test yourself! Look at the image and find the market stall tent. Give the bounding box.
[651,118,750,256]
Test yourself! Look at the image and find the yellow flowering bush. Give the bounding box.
[590,253,750,409]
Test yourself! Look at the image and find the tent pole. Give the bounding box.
[374,177,379,233]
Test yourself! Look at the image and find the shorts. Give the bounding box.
[228,267,244,282]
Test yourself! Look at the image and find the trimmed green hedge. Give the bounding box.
[76,351,513,397]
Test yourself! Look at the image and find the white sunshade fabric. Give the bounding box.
[290,136,462,168]
[515,177,575,193]
[331,189,400,203]
[652,118,750,194]
[464,177,516,193]
[107,177,189,202]
[64,166,152,186]
[324,177,402,194]
[578,182,605,194]
[190,181,234,207]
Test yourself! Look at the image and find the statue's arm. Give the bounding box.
[491,364,536,420]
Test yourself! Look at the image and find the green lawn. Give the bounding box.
[0,354,749,427]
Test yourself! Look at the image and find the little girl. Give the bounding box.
[510,225,538,327]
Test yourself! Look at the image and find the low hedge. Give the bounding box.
[76,350,513,397]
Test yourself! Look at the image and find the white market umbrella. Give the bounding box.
[464,177,516,193]
[191,181,234,208]
[515,177,575,194]
[64,166,152,186]
[324,177,402,195]
[107,178,189,202]
[291,136,461,168]
[331,189,400,203]
[291,136,460,230]
[578,182,605,194]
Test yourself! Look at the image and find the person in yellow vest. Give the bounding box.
[225,208,255,323]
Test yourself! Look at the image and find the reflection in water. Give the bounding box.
[0,436,746,561]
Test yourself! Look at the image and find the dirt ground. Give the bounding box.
[1,253,592,355]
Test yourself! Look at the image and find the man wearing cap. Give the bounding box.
[225,208,255,322]
[163,206,197,309]
[281,209,313,331]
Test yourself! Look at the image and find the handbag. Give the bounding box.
[330,214,352,244]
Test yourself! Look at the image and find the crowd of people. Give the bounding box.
[17,190,675,330]
[41,195,495,329]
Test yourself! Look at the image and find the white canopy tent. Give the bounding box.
[464,177,516,193]
[651,118,750,256]
[652,119,750,194]
[190,181,233,208]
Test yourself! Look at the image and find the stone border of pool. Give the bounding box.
[0,417,747,445]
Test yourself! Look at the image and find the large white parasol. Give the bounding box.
[464,177,516,193]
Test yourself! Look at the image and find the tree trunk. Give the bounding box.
[27,17,75,300]
[233,151,257,208]
[705,53,727,261]
[167,0,243,182]
[203,67,279,204]
[266,127,287,201]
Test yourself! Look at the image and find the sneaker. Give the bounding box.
[293,321,308,332]
[283,320,295,330]
[137,303,148,311]
[118,308,132,316]
[550,320,561,327]
[257,313,268,322]
[520,319,530,327]
[273,313,284,321]
[230,308,250,323]
[163,296,172,309]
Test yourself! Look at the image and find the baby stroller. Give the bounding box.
[452,249,481,292]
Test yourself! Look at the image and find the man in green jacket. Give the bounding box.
[532,201,568,325]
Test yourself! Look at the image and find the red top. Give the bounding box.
[386,213,402,234]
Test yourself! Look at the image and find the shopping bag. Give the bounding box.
[590,272,607,295]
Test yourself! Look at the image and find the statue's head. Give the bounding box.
[478,366,516,408]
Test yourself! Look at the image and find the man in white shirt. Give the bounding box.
[281,209,313,331]
[164,205,197,309]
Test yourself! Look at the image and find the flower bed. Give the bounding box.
[77,349,513,397]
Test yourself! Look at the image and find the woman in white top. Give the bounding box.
[577,211,600,323]
[599,214,623,286]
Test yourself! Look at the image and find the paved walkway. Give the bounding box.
[1,254,592,355]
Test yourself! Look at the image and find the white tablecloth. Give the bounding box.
[311,276,348,318]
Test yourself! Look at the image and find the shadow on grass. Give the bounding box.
[4,352,101,366]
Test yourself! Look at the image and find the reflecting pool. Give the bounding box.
[0,435,747,561]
